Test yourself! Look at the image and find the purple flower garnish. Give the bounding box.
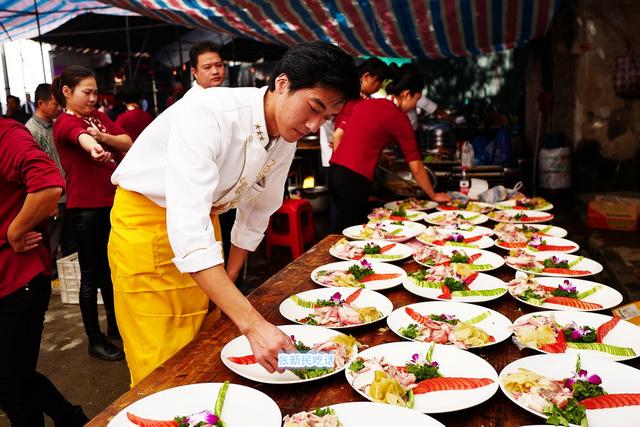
[529,234,543,247]
[441,313,456,321]
[411,353,420,363]
[559,280,576,293]
[330,292,342,302]
[290,335,296,343]
[571,329,583,340]
[551,256,559,263]
[186,410,219,424]
[565,365,603,389]
[431,361,439,367]
[446,232,464,242]
[360,259,373,269]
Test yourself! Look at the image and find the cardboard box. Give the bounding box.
[587,199,638,232]
[612,301,640,326]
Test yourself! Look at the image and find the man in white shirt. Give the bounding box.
[109,41,360,386]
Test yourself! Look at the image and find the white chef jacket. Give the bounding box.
[112,86,296,273]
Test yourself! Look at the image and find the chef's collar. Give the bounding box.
[251,86,273,150]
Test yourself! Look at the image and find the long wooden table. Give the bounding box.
[89,235,635,426]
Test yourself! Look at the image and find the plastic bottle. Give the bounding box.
[459,166,470,195]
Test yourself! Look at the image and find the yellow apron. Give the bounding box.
[108,187,222,387]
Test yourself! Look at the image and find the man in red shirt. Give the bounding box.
[115,83,154,142]
[0,118,88,426]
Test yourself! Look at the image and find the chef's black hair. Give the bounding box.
[358,57,391,80]
[268,41,359,102]
[386,63,424,96]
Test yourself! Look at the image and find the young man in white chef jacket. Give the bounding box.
[108,41,360,386]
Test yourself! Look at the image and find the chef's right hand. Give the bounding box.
[432,192,451,202]
[245,319,296,373]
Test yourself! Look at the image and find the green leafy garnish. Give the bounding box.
[391,207,407,217]
[543,398,587,426]
[443,277,467,292]
[543,258,569,269]
[363,243,381,254]
[347,264,375,281]
[312,407,336,417]
[571,380,607,401]
[399,323,421,339]
[564,325,597,343]
[450,252,470,264]
[349,358,365,372]
[429,314,459,325]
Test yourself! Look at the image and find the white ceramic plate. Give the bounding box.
[368,209,428,222]
[493,223,568,238]
[508,276,623,312]
[329,239,414,262]
[343,220,427,242]
[494,236,580,254]
[436,201,495,214]
[384,199,439,211]
[345,342,499,413]
[279,287,394,329]
[488,209,554,223]
[512,310,640,361]
[107,383,281,426]
[326,401,445,426]
[413,246,505,272]
[424,210,489,226]
[310,260,407,291]
[495,198,554,211]
[403,272,507,303]
[417,228,495,250]
[387,301,512,348]
[499,354,640,427]
[506,252,604,277]
[221,324,358,384]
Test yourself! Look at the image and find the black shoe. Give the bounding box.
[54,405,89,427]
[88,334,124,361]
[107,328,121,341]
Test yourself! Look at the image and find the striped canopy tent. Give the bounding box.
[0,1,134,44]
[98,0,562,59]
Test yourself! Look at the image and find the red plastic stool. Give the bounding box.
[265,199,315,259]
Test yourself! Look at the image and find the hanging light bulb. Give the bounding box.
[302,176,315,189]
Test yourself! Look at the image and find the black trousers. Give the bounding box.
[328,164,373,233]
[0,276,76,426]
[67,207,118,339]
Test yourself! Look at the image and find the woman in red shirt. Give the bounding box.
[52,65,132,361]
[329,64,449,231]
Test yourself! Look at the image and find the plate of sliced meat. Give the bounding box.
[387,301,512,349]
[501,353,640,427]
[345,342,499,413]
[279,287,393,329]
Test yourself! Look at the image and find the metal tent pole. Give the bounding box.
[33,0,47,81]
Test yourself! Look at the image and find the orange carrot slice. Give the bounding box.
[497,241,527,248]
[581,393,640,410]
[405,307,430,326]
[437,285,452,300]
[228,355,257,365]
[412,377,494,394]
[596,317,621,343]
[359,273,401,282]
[379,243,396,253]
[544,296,603,310]
[463,235,483,244]
[469,253,482,262]
[535,244,577,251]
[543,268,591,275]
[127,413,179,427]
[345,288,363,304]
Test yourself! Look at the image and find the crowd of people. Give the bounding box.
[0,40,445,425]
